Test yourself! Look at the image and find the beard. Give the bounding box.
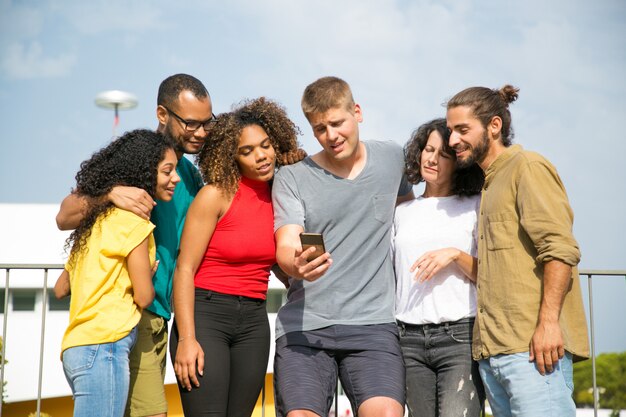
[162,122,186,154]
[455,130,490,169]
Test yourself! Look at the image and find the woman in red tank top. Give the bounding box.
[170,97,305,417]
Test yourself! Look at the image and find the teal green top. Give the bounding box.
[147,156,203,320]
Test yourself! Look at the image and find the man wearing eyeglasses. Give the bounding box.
[56,73,215,417]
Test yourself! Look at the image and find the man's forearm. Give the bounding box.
[539,260,572,323]
[56,193,89,230]
[530,259,572,373]
[276,246,298,278]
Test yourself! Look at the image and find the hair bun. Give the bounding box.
[498,85,519,105]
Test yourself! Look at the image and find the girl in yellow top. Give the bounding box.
[54,129,180,417]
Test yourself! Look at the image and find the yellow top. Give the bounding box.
[61,208,155,353]
[474,145,589,361]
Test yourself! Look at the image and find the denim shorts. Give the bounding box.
[62,326,138,417]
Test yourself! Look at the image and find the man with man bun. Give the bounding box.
[446,85,589,416]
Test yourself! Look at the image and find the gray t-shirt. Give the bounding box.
[272,140,412,338]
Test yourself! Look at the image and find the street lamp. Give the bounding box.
[95,90,138,136]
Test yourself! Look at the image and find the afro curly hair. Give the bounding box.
[197,97,305,198]
[66,129,174,261]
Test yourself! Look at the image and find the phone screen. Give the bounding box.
[299,233,326,262]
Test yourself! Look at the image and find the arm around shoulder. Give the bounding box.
[56,193,88,230]
[56,186,156,230]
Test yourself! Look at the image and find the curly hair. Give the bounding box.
[197,97,305,197]
[66,129,175,262]
[404,118,484,196]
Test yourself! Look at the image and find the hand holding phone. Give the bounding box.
[299,232,326,262]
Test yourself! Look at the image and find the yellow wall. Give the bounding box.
[2,374,276,417]
[168,373,276,417]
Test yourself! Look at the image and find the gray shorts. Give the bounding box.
[274,323,405,417]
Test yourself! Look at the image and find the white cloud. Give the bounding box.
[1,41,76,79]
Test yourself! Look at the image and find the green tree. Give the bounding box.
[574,351,626,411]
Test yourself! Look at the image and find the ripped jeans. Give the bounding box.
[398,318,485,417]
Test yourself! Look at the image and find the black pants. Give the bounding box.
[170,288,270,417]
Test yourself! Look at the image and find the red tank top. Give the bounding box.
[194,176,275,299]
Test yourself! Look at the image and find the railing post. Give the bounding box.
[586,273,598,417]
[35,269,50,417]
[1,269,10,417]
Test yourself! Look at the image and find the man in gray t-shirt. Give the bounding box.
[272,76,413,417]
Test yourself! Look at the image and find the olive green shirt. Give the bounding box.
[473,144,589,361]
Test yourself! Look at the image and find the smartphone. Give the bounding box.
[299,232,326,262]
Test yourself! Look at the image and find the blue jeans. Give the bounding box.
[62,327,138,417]
[478,351,575,417]
[399,318,485,417]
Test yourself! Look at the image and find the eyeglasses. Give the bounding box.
[163,106,218,132]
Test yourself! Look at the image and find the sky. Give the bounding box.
[0,0,624,353]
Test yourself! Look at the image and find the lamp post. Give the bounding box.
[95,90,138,136]
[587,386,606,415]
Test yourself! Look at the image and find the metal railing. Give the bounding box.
[0,264,624,417]
[579,270,625,417]
[0,263,303,417]
[1,263,62,417]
